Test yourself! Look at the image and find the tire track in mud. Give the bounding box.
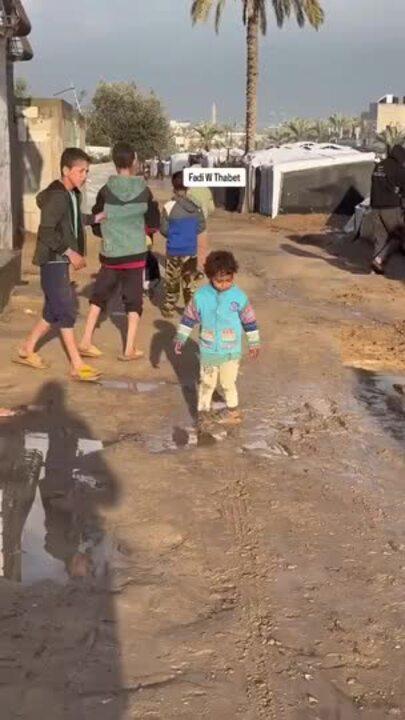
[220,466,284,720]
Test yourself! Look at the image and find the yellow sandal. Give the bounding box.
[78,345,103,359]
[71,365,102,383]
[14,351,49,370]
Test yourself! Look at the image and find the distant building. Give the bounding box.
[0,0,33,310]
[18,98,86,236]
[362,94,405,134]
[169,119,253,153]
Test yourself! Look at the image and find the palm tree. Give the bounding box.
[312,119,330,142]
[193,122,221,151]
[347,116,361,141]
[191,0,324,153]
[376,125,405,153]
[282,117,316,142]
[328,113,351,142]
[266,125,294,146]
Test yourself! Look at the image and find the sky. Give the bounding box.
[19,0,405,126]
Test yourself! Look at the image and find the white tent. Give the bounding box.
[170,153,190,174]
[204,148,244,166]
[246,143,376,218]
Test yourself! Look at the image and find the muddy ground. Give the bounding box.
[1,169,405,719]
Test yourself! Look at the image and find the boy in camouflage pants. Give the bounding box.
[160,172,206,318]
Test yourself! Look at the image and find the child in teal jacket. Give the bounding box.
[175,250,260,427]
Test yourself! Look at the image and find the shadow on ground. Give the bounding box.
[150,320,199,419]
[283,232,405,281]
[0,381,127,719]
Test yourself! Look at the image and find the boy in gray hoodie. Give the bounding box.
[80,142,155,361]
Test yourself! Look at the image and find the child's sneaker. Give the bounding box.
[198,411,216,434]
[216,408,243,426]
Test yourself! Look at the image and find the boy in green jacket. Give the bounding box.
[79,142,155,361]
[16,148,104,382]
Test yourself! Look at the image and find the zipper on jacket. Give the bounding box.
[215,289,220,355]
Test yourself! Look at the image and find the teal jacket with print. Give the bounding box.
[176,283,260,366]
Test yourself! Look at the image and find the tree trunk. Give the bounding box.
[245,12,259,154]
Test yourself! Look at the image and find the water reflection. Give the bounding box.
[0,382,125,718]
[353,369,405,446]
[0,426,109,585]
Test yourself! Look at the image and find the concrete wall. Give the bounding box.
[0,37,13,251]
[376,104,405,133]
[17,99,86,235]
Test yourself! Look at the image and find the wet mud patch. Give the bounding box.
[239,394,350,462]
[354,369,405,447]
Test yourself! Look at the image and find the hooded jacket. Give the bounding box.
[33,181,91,266]
[176,283,260,366]
[92,175,153,265]
[370,145,405,210]
[187,187,215,220]
[160,194,206,257]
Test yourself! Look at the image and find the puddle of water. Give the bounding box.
[77,438,104,456]
[99,379,136,391]
[21,486,68,585]
[136,382,162,394]
[145,423,229,453]
[147,425,198,454]
[354,370,405,445]
[0,431,113,585]
[98,379,165,394]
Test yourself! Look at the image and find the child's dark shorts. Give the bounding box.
[91,266,144,315]
[40,262,76,329]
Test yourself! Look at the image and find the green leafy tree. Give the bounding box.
[86,81,170,160]
[191,0,324,153]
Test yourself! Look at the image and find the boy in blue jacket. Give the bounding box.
[175,250,260,427]
[160,171,206,318]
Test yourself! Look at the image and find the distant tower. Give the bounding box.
[212,102,217,125]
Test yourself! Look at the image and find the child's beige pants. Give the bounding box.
[198,360,240,412]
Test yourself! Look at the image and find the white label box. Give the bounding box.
[184,168,246,188]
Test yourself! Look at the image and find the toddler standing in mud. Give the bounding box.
[175,250,260,430]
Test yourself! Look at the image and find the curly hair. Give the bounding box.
[204,251,239,278]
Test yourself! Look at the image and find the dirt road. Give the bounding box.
[0,171,405,719]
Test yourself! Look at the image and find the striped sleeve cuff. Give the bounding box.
[246,329,260,347]
[176,299,200,345]
[176,322,194,345]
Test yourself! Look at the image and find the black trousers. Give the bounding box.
[91,267,144,315]
[372,207,405,263]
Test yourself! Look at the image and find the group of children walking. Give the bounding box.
[16,144,260,428]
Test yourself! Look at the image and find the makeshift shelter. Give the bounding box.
[246,143,375,218]
[170,152,190,175]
